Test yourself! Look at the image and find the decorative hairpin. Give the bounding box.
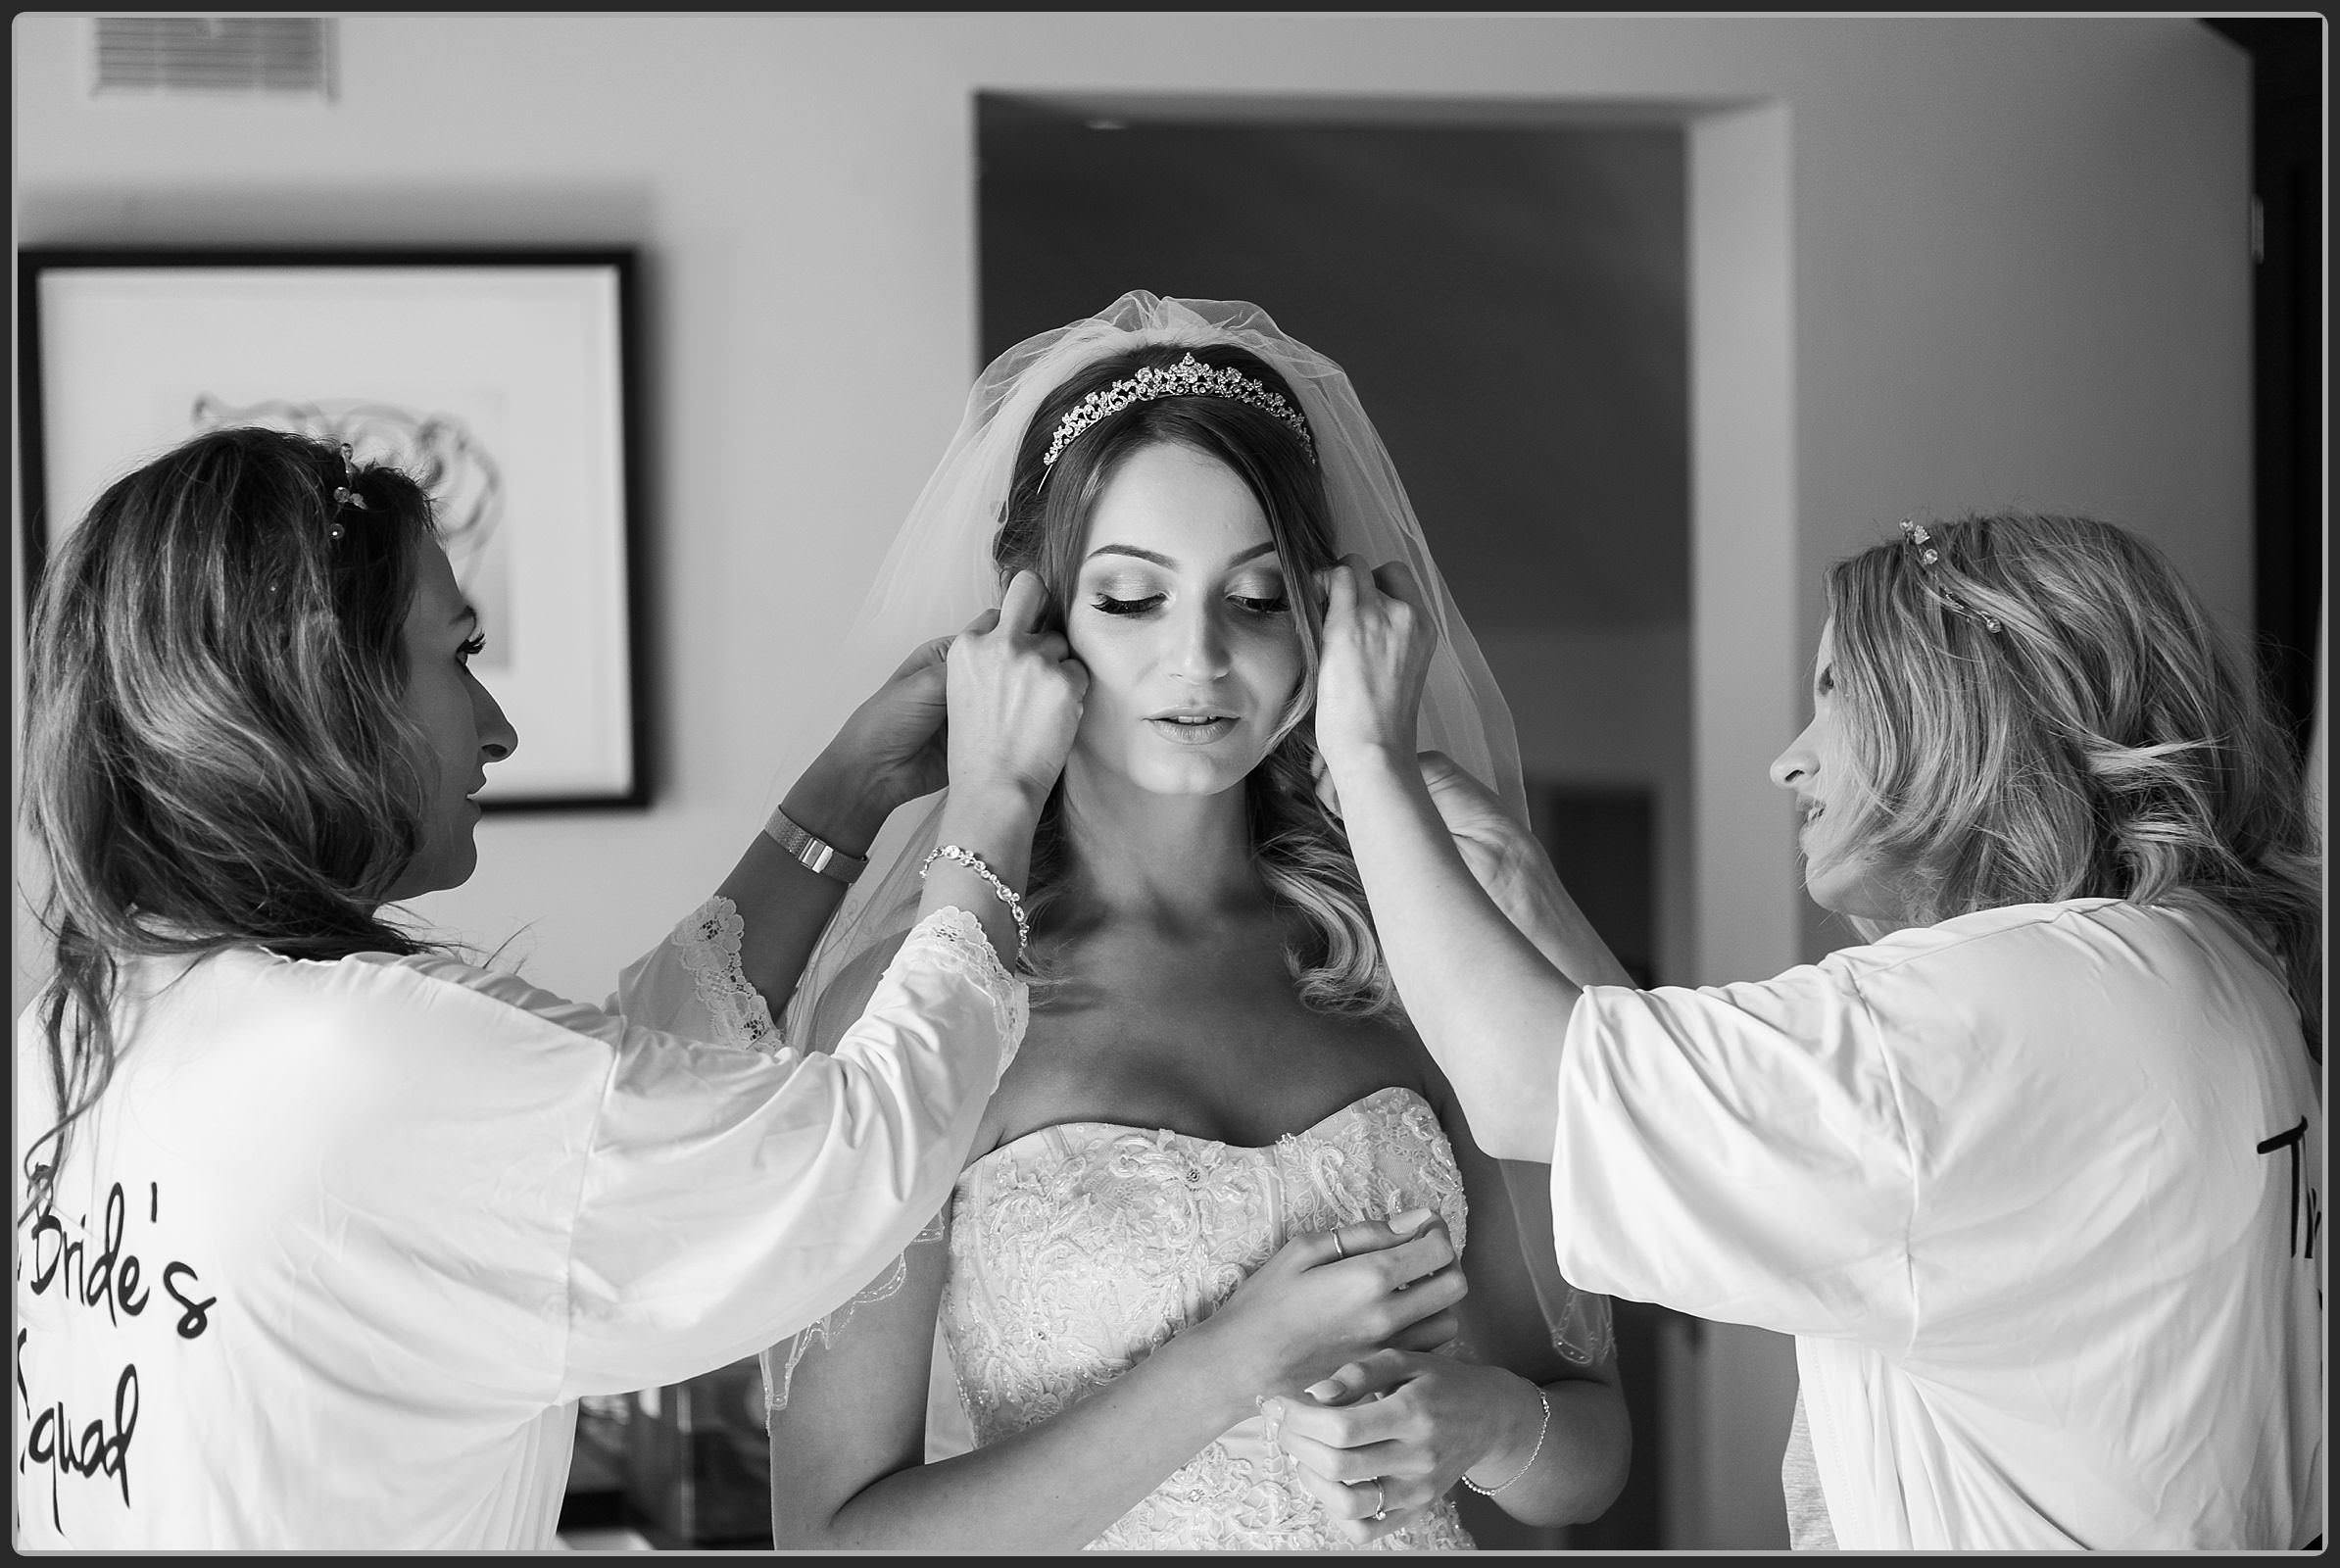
[1044,352,1315,468]
[1899,519,2002,634]
[327,442,369,542]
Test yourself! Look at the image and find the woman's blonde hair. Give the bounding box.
[20,426,446,1217]
[1826,512,2321,1058]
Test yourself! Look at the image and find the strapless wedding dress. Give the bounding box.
[938,1085,1478,1551]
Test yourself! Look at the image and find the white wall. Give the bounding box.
[11,13,2250,1548]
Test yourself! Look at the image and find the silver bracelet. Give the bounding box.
[1461,1386,1549,1496]
[918,843,1030,962]
[763,807,869,885]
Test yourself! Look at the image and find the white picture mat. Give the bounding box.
[33,264,634,803]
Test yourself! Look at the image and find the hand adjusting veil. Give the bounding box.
[763,293,1611,1420]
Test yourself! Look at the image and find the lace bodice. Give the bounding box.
[939,1085,1477,1551]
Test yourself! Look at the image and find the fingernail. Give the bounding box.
[1391,1207,1433,1235]
[1305,1379,1342,1402]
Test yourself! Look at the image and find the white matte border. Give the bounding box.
[27,259,637,806]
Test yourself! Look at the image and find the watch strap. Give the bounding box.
[762,807,868,885]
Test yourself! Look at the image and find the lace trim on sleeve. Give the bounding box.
[761,1204,951,1413]
[1547,1280,1617,1366]
[670,895,783,1054]
[894,905,1029,1078]
[755,911,1024,1412]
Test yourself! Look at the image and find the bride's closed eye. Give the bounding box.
[1093,593,1167,616]
[1091,591,1292,617]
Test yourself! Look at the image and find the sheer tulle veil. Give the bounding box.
[766,292,1609,1417]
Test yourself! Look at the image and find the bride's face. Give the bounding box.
[1064,440,1306,800]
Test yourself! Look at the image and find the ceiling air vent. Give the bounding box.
[92,16,337,98]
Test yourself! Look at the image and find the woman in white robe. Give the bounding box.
[1309,513,2322,1550]
[12,425,1086,1549]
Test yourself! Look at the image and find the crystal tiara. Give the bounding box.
[1043,352,1316,467]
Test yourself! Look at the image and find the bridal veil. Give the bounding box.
[764,292,1611,1421]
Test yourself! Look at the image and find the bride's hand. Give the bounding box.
[946,569,1089,809]
[1311,554,1437,773]
[1265,1351,1540,1545]
[1191,1210,1468,1413]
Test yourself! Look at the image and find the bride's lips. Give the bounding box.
[1146,711,1240,746]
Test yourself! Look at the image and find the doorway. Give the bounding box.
[978,97,1696,1549]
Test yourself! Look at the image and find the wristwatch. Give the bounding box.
[762,807,869,885]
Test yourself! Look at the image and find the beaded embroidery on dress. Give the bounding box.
[940,1085,1477,1551]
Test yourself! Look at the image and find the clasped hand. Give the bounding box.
[1206,1211,1466,1400]
[1186,1210,1477,1544]
[1264,1348,1528,1544]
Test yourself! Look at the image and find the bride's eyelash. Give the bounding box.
[1090,590,1290,617]
[458,632,488,663]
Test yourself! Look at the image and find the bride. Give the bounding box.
[761,294,1632,1550]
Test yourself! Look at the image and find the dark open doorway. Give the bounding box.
[2201,18,2324,761]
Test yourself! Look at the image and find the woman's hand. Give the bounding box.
[789,636,954,852]
[945,570,1089,810]
[1265,1352,1544,1545]
[1311,554,1438,773]
[920,571,1088,965]
[1188,1210,1468,1416]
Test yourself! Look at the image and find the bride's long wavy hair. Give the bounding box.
[993,344,1398,1018]
[19,426,444,1219]
[1825,512,2322,1060]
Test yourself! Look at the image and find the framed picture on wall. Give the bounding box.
[17,247,649,810]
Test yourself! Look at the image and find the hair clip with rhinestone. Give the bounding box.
[1044,352,1315,468]
[327,442,369,541]
[1900,518,2002,634]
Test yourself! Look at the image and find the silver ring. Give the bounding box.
[1332,1232,1348,1259]
[1369,1477,1386,1521]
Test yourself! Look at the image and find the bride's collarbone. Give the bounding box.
[995,952,1427,1152]
[1033,905,1341,1007]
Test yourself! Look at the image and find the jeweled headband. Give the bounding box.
[1043,351,1316,468]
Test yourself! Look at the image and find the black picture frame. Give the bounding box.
[18,246,651,810]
